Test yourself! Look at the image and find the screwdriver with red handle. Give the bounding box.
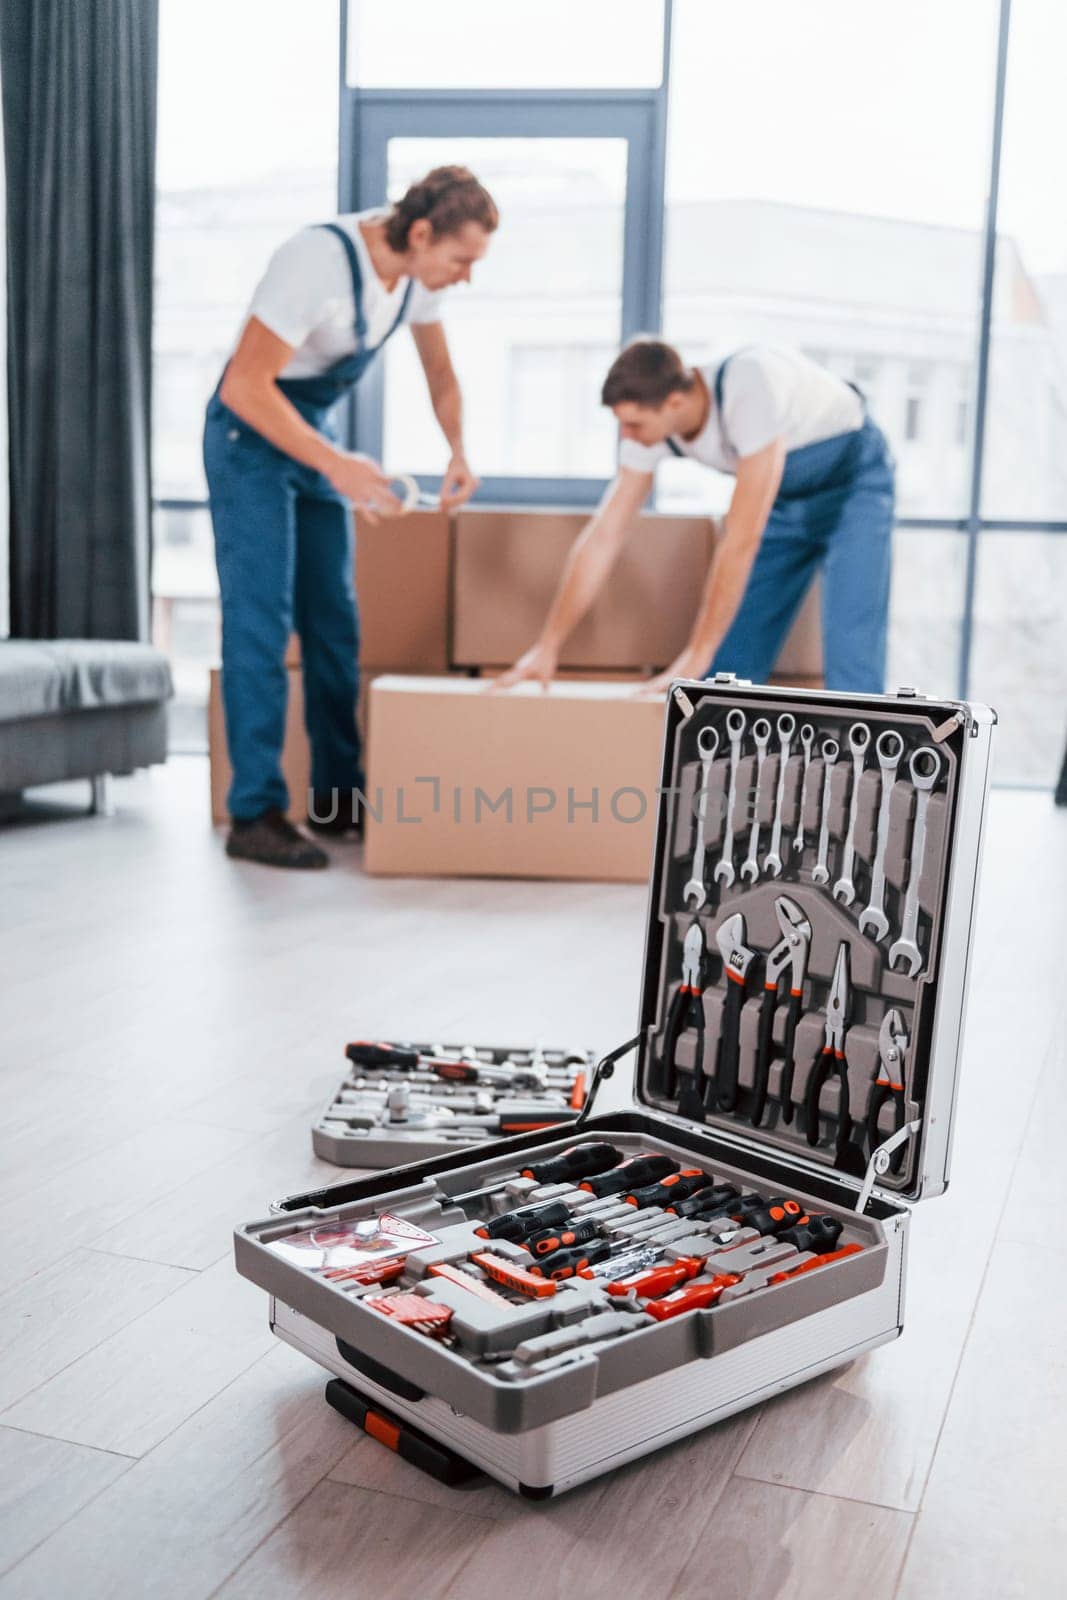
[768,1242,863,1282]
[643,1272,742,1320]
[605,1255,706,1297]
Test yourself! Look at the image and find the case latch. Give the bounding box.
[856,1120,922,1214]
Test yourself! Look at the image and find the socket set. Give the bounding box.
[313,1040,594,1166]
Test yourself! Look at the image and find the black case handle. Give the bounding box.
[335,1337,425,1402]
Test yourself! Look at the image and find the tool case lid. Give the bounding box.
[622,677,995,1208]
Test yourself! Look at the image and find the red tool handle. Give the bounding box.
[605,1256,703,1298]
[768,1243,863,1283]
[643,1273,741,1321]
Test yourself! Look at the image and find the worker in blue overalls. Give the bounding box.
[204,167,497,869]
[499,337,895,696]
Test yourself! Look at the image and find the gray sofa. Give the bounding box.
[0,640,172,815]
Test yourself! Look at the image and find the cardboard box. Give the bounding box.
[363,675,666,882]
[774,580,822,679]
[452,508,713,672]
[281,508,449,671]
[208,667,310,824]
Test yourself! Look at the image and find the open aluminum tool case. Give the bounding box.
[234,677,995,1498]
[314,1041,594,1166]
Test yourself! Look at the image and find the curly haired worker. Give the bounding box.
[204,167,497,868]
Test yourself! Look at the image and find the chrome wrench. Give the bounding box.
[713,708,746,888]
[858,728,906,941]
[682,724,720,911]
[889,746,943,977]
[762,712,796,878]
[793,723,815,854]
[833,722,871,906]
[811,737,839,886]
[740,718,772,883]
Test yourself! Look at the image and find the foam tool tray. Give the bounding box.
[234,676,995,1498]
[313,1040,595,1166]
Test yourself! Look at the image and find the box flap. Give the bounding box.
[632,677,995,1204]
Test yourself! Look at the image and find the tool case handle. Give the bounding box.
[335,1336,425,1403]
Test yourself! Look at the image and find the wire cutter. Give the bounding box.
[660,919,707,1099]
[751,895,812,1128]
[804,942,854,1162]
[864,1008,910,1172]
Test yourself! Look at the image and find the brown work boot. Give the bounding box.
[226,808,329,870]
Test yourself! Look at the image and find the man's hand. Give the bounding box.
[440,453,479,511]
[491,638,560,692]
[326,452,403,523]
[634,646,710,698]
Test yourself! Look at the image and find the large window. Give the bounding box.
[151,0,1064,785]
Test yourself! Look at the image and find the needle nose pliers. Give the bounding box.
[804,942,854,1164]
[864,1008,910,1172]
[659,919,707,1099]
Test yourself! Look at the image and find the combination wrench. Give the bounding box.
[682,725,720,910]
[833,722,871,906]
[889,745,943,977]
[793,723,815,855]
[740,718,772,883]
[858,728,905,941]
[713,708,747,888]
[811,737,839,886]
[762,713,796,878]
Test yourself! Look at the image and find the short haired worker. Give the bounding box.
[499,338,895,696]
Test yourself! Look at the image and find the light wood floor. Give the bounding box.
[1,758,1064,1600]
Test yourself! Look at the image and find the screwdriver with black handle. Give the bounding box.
[576,1153,678,1199]
[452,1143,622,1208]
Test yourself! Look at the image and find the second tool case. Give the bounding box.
[233,675,995,1497]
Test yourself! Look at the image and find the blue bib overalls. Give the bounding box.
[674,358,896,693]
[203,223,413,820]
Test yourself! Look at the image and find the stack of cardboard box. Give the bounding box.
[209,505,823,876]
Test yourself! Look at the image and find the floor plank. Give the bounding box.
[213,1478,494,1600]
[0,1346,355,1600]
[0,1248,192,1413]
[1,1257,275,1456]
[670,1477,913,1600]
[0,1428,131,1578]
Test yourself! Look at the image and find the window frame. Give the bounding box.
[150,0,1067,731]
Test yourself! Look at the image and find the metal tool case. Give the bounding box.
[234,677,995,1498]
[314,1041,593,1166]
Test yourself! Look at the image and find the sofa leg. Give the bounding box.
[89,774,115,817]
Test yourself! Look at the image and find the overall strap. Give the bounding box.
[317,222,368,346]
[666,357,735,457]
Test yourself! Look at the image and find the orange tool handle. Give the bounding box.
[322,1257,406,1287]
[605,1256,703,1298]
[643,1273,741,1322]
[569,1071,587,1110]
[470,1250,557,1298]
[768,1243,863,1283]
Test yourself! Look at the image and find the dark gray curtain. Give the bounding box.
[1,0,157,640]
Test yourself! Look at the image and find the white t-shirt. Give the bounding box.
[244,208,446,380]
[618,347,864,477]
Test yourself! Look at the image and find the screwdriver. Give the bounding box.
[453,1143,621,1206]
[778,1216,843,1253]
[605,1256,705,1297]
[666,1183,741,1219]
[530,1240,614,1281]
[738,1199,808,1236]
[474,1199,572,1242]
[622,1169,713,1208]
[643,1272,741,1321]
[577,1154,678,1198]
[577,1243,664,1281]
[768,1242,863,1282]
[525,1216,602,1257]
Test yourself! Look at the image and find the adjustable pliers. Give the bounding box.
[751,895,812,1128]
[864,1008,910,1172]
